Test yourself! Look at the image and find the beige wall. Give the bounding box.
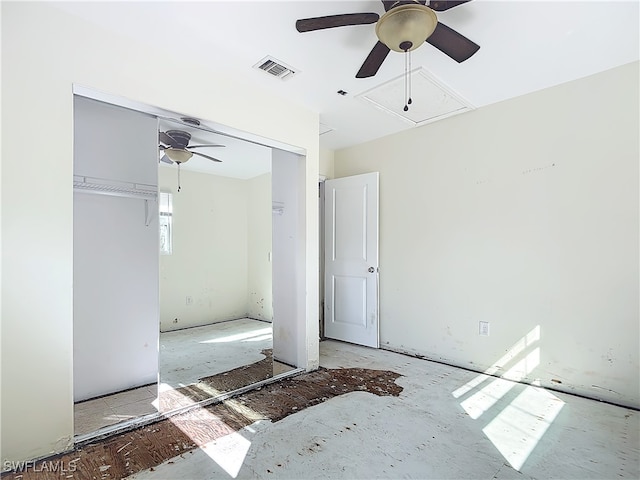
[1,2,319,463]
[334,62,639,408]
[319,148,335,179]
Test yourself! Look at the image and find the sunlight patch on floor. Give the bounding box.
[243,333,273,343]
[199,327,272,344]
[200,431,252,478]
[483,385,565,471]
[452,325,564,471]
[164,387,254,478]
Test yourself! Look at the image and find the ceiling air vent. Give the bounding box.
[253,56,298,80]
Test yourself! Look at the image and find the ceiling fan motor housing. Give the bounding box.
[375,3,438,52]
[165,130,192,148]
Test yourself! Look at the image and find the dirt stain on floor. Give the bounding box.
[158,348,276,411]
[2,367,402,480]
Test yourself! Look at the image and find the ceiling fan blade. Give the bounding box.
[381,1,396,11]
[192,151,222,163]
[429,1,472,12]
[296,13,379,32]
[426,22,480,63]
[188,144,226,149]
[356,41,391,78]
[159,154,173,164]
[159,131,176,146]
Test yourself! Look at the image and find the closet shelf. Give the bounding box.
[73,175,157,200]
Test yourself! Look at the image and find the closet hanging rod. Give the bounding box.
[73,175,157,200]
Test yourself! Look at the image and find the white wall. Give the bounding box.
[73,96,157,184]
[73,96,159,402]
[158,168,272,330]
[247,173,273,321]
[334,62,639,408]
[272,150,307,367]
[1,2,319,463]
[74,195,159,401]
[159,168,248,331]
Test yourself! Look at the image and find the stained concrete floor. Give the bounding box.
[127,339,639,480]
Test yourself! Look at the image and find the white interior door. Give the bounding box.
[324,172,379,348]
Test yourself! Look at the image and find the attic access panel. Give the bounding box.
[357,67,474,126]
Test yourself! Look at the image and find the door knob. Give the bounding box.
[368,267,375,273]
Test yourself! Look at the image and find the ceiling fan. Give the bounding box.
[296,0,479,79]
[159,129,225,192]
[158,129,225,165]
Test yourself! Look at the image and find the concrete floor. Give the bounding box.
[75,318,289,435]
[127,339,639,480]
[159,318,273,388]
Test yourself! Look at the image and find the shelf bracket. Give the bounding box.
[144,199,151,227]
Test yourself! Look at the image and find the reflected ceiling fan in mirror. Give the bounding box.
[296,0,479,111]
[158,129,225,191]
[159,130,224,165]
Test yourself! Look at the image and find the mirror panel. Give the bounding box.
[156,119,293,413]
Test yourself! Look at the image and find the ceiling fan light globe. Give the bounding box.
[165,148,193,164]
[375,4,437,52]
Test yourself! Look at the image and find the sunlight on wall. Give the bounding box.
[451,325,565,471]
[461,347,540,419]
[453,325,541,399]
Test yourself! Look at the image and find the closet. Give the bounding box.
[73,96,159,402]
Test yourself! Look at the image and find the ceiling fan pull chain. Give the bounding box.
[177,163,181,193]
[408,50,412,107]
[403,50,409,112]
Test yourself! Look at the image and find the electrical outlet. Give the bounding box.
[479,321,490,336]
[186,296,193,306]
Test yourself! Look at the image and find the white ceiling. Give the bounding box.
[55,1,639,175]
